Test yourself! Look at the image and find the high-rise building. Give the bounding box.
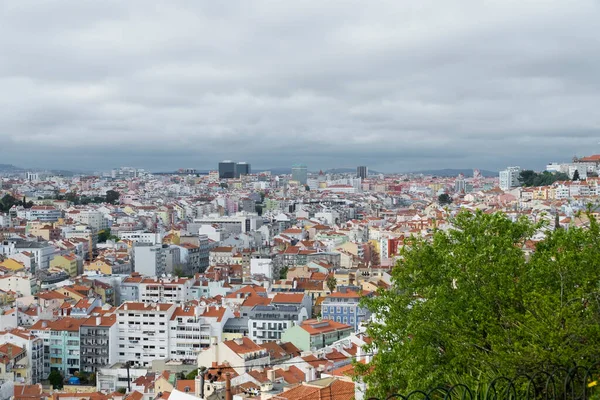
[235,162,251,178]
[218,160,236,179]
[499,166,521,191]
[291,164,308,185]
[357,166,368,180]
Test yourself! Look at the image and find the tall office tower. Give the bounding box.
[291,164,308,185]
[499,166,521,191]
[357,166,368,179]
[235,162,251,178]
[218,160,236,179]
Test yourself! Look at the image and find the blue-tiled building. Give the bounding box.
[321,287,372,331]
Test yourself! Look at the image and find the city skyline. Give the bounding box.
[2,1,600,172]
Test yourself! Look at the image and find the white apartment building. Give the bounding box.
[16,206,61,222]
[116,302,176,368]
[247,304,308,344]
[139,277,194,304]
[0,273,35,297]
[499,167,521,191]
[118,231,163,245]
[554,184,570,200]
[68,210,109,231]
[133,244,168,276]
[191,212,262,234]
[168,303,233,362]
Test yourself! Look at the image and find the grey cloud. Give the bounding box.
[1,0,600,173]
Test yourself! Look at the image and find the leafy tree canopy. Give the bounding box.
[359,210,600,398]
[0,194,33,212]
[326,276,337,293]
[105,190,120,204]
[48,370,64,389]
[185,369,199,380]
[518,170,570,187]
[438,193,453,205]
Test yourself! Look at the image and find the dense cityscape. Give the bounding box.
[0,154,597,399]
[3,1,600,399]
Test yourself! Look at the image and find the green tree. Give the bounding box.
[518,169,537,186]
[326,275,337,293]
[519,170,570,187]
[185,369,199,380]
[358,210,600,398]
[0,194,17,213]
[279,266,289,280]
[48,370,64,389]
[116,387,127,394]
[105,190,120,204]
[573,169,580,181]
[98,229,110,243]
[437,193,452,205]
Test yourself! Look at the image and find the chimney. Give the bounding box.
[96,316,102,326]
[267,369,276,383]
[41,321,47,328]
[307,366,315,381]
[124,303,128,310]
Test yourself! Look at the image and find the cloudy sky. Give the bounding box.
[1,1,600,173]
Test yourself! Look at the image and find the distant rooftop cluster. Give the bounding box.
[0,156,596,399]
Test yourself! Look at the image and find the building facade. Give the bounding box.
[499,166,521,191]
[291,164,308,185]
[218,161,236,179]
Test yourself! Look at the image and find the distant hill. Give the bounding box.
[0,164,23,172]
[409,168,498,178]
[324,168,381,175]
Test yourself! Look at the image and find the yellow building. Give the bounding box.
[0,259,25,272]
[50,254,79,277]
[84,259,113,275]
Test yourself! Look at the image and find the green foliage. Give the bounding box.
[98,229,119,243]
[48,370,64,389]
[326,276,337,293]
[61,191,119,205]
[116,387,127,394]
[518,170,570,187]
[358,210,600,398]
[279,266,289,280]
[75,371,96,385]
[185,368,199,380]
[106,190,120,204]
[438,193,452,205]
[0,194,33,212]
[573,170,580,181]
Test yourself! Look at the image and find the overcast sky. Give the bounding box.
[1,1,600,173]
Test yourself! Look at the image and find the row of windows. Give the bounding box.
[323,306,356,314]
[118,313,166,318]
